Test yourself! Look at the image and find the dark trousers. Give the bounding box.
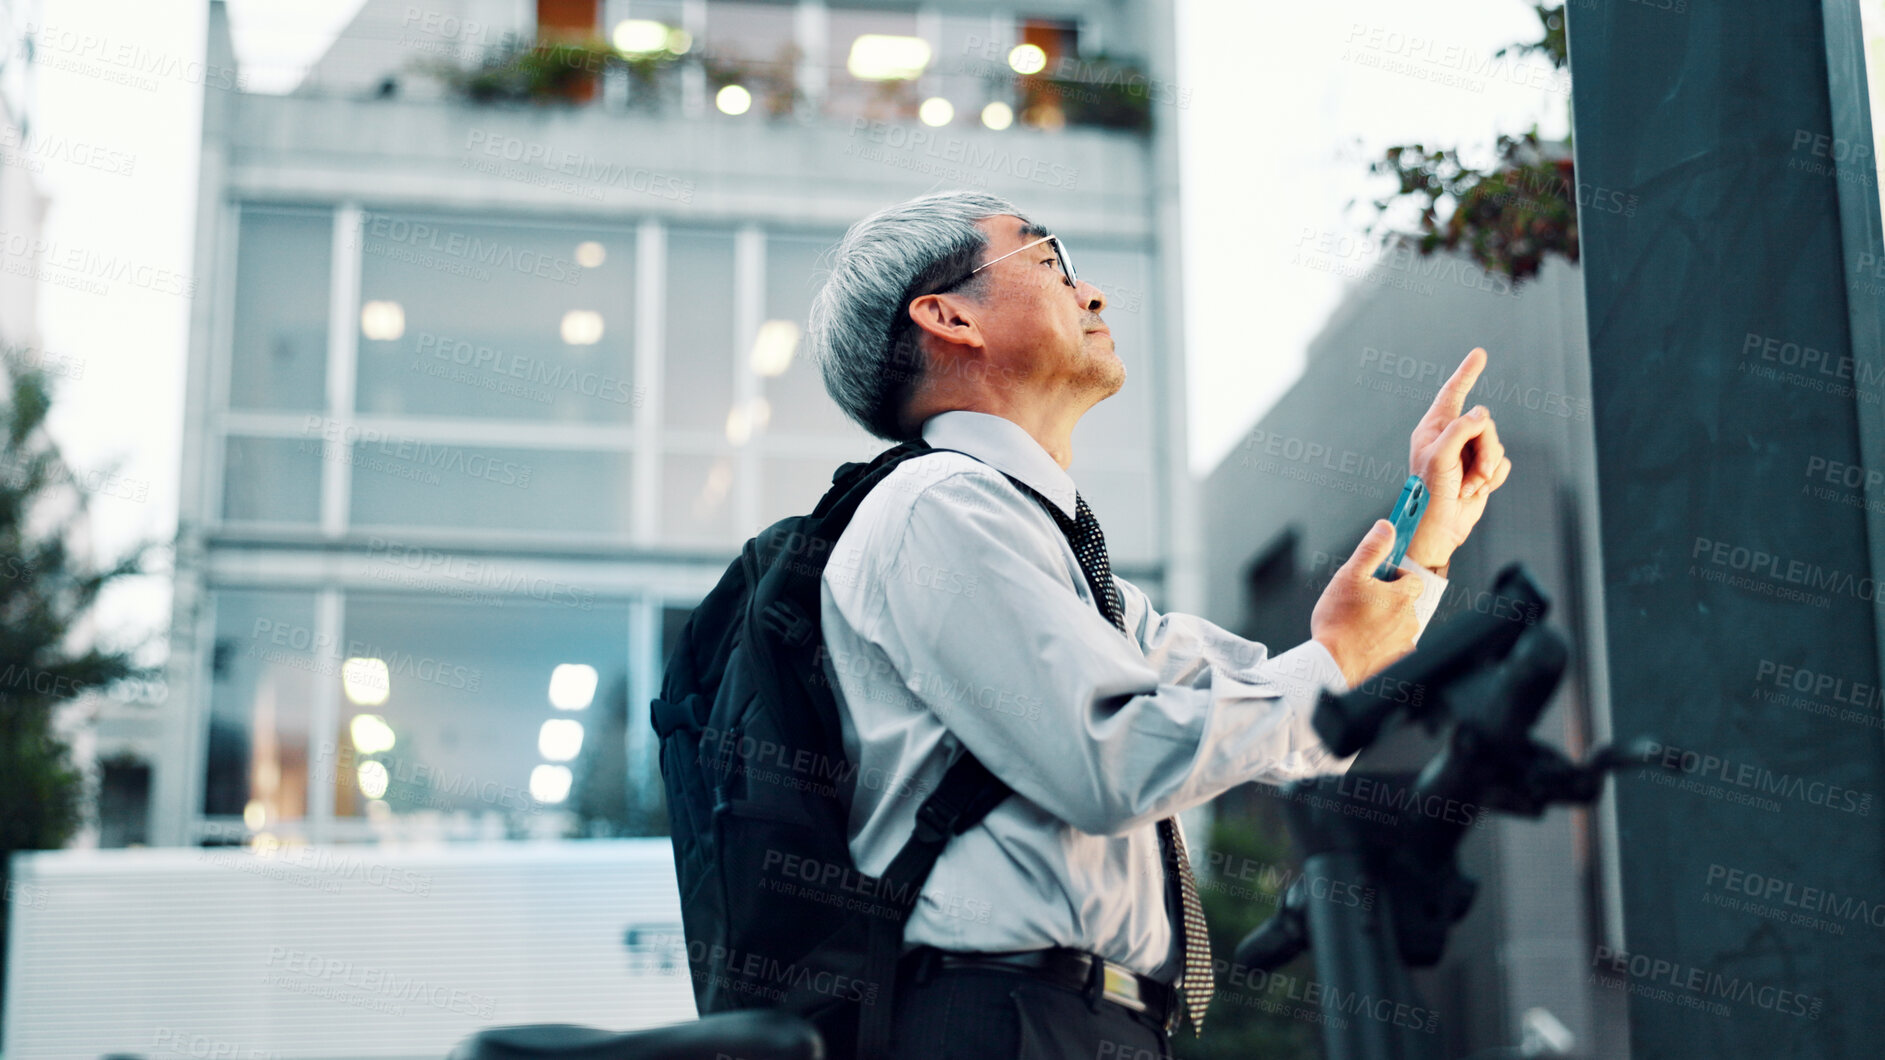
[888,962,1173,1060]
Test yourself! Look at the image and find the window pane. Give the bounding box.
[222,436,323,524]
[349,442,634,536]
[663,228,736,432]
[762,232,870,441]
[330,594,634,838]
[204,590,319,821]
[229,206,330,411]
[354,212,637,424]
[661,604,694,659]
[661,452,735,547]
[931,13,1007,126]
[827,6,920,123]
[704,1,798,117]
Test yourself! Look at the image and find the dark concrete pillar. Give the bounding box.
[1567,0,1885,1055]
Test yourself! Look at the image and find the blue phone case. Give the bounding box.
[1374,475,1430,580]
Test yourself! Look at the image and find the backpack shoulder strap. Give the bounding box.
[820,436,1044,1059]
[857,752,1010,1060]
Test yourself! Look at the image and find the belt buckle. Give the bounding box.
[1100,962,1147,1014]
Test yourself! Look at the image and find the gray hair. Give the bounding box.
[807,190,1031,441]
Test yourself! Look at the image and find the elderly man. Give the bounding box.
[804,190,1510,1060]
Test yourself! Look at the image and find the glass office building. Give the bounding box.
[121,0,1192,849]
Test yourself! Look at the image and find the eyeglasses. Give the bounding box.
[936,234,1078,295]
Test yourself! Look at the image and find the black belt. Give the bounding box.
[900,946,1177,1031]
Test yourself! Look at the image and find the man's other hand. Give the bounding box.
[1311,519,1426,688]
[1405,347,1512,573]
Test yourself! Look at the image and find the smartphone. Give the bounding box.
[1373,475,1430,580]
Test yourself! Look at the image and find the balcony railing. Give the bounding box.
[396,29,1157,135]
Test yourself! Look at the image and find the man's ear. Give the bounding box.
[906,292,984,356]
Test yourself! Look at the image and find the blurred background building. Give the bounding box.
[123,0,1191,852]
[1198,255,1619,1058]
[0,0,45,354]
[7,0,1196,1055]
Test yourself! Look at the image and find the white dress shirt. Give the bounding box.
[817,409,1447,981]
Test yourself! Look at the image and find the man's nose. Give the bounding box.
[1076,279,1107,314]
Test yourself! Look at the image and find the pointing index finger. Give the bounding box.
[1428,348,1488,422]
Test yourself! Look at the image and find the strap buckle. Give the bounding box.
[911,797,956,845]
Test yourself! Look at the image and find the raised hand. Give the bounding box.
[1404,348,1512,572]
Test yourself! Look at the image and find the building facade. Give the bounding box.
[124,0,1194,852]
[1199,252,1621,1057]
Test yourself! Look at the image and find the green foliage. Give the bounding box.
[1037,54,1156,134]
[415,33,679,107]
[0,359,158,1006]
[1364,3,1577,285]
[1496,3,1568,70]
[702,44,806,120]
[1173,803,1320,1060]
[1368,130,1579,282]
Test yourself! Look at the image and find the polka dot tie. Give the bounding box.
[1032,489,1215,1035]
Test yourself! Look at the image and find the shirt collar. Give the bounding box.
[919,410,1079,521]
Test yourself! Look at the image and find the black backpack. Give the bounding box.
[651,439,1014,1060]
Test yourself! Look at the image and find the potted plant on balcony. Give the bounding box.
[415,31,679,107]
